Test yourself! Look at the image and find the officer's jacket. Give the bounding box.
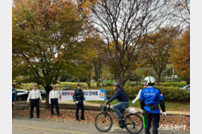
[12,89,17,102]
[27,89,42,102]
[49,90,60,102]
[140,86,164,114]
[72,89,85,102]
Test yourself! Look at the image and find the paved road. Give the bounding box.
[12,117,189,134]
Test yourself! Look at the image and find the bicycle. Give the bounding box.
[94,104,143,134]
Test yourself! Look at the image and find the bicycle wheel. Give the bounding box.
[125,113,143,134]
[94,112,113,132]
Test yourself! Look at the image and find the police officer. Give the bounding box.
[12,84,17,109]
[140,76,166,134]
[49,85,60,116]
[72,84,85,121]
[27,84,42,118]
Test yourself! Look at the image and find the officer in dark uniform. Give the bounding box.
[73,84,85,121]
[140,76,166,134]
[12,84,17,109]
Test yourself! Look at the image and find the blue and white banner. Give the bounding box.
[58,89,107,101]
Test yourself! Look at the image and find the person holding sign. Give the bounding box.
[49,85,60,116]
[73,84,85,121]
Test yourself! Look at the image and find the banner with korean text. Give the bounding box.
[58,89,107,101]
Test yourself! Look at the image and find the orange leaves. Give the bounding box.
[170,27,190,83]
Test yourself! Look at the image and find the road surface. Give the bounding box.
[12,117,189,134]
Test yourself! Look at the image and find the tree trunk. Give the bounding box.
[44,84,52,109]
[96,78,101,87]
[186,78,190,84]
[157,74,161,85]
[87,80,91,89]
[96,81,99,87]
[118,74,128,87]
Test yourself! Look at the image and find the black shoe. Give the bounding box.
[29,116,33,119]
[76,119,80,121]
[80,118,85,120]
[118,120,125,129]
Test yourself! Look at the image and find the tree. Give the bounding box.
[169,0,190,25]
[87,0,171,86]
[75,36,105,88]
[140,27,179,85]
[12,0,85,107]
[170,27,190,84]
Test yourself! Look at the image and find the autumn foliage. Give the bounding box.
[170,27,190,84]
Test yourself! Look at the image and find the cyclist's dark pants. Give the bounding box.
[145,111,160,134]
[76,102,84,120]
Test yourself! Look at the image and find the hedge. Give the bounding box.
[17,82,189,103]
[104,85,190,103]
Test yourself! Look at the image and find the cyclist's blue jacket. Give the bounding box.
[107,87,129,104]
[140,86,164,114]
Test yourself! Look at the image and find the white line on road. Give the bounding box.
[13,124,87,134]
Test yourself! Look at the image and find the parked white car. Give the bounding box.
[16,89,29,101]
[180,85,190,91]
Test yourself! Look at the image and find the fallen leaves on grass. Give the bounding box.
[12,109,190,130]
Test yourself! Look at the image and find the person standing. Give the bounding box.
[140,76,166,134]
[12,84,17,109]
[27,84,42,118]
[49,85,60,116]
[73,84,85,121]
[132,84,147,104]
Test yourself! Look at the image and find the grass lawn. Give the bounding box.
[87,100,190,112]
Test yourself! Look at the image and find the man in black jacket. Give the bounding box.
[72,84,85,121]
[106,83,129,120]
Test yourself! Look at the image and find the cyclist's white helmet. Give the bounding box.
[143,76,155,85]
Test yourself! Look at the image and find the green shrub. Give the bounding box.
[57,82,88,90]
[159,82,187,88]
[16,83,44,91]
[154,85,190,102]
[104,85,190,103]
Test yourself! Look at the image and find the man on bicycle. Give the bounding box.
[140,76,166,134]
[106,83,129,121]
